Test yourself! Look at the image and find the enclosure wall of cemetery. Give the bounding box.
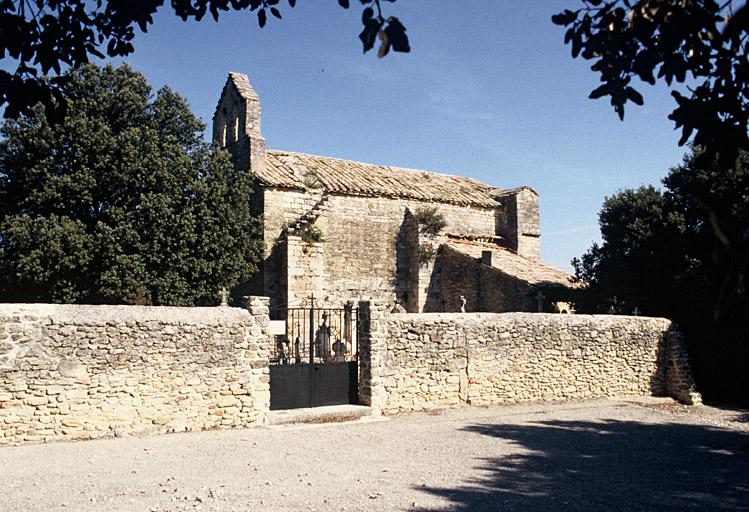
[358,303,701,415]
[1,298,700,446]
[0,299,272,445]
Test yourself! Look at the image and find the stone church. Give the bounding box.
[214,73,576,317]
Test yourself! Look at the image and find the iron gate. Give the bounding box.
[269,298,359,410]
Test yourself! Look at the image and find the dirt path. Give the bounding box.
[2,398,748,511]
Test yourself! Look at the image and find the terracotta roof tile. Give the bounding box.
[259,150,500,208]
[445,238,578,288]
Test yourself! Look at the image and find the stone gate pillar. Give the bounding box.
[357,300,389,412]
[243,295,274,424]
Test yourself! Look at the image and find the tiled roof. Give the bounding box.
[445,238,578,288]
[258,150,500,208]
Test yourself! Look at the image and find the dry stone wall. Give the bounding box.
[1,297,702,447]
[358,306,700,414]
[0,300,273,446]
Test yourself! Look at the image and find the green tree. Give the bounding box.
[574,149,749,401]
[0,0,408,121]
[572,185,686,316]
[557,1,749,401]
[0,63,261,305]
[574,149,748,315]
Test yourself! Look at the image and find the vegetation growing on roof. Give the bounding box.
[300,170,322,190]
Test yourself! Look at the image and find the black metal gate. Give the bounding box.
[269,298,359,410]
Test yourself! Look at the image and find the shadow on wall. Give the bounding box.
[264,240,287,320]
[650,326,671,396]
[417,419,749,511]
[423,250,444,313]
[395,209,419,312]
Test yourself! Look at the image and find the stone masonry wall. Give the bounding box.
[0,300,273,446]
[358,306,700,414]
[263,189,502,310]
[439,245,532,313]
[494,188,540,260]
[286,235,325,307]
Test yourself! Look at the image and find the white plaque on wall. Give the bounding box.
[268,320,286,336]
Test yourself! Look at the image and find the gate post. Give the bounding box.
[357,300,389,413]
[242,295,273,425]
[309,295,315,365]
[344,301,353,347]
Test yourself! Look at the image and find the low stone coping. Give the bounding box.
[385,311,673,328]
[0,303,252,325]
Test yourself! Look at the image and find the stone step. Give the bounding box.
[267,404,376,426]
[287,194,330,235]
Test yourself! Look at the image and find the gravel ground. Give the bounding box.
[2,397,748,512]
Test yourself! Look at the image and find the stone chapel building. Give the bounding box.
[214,73,576,317]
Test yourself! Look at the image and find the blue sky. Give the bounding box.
[104,0,687,270]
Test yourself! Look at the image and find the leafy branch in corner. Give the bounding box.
[553,0,749,170]
[350,0,410,58]
[0,0,409,122]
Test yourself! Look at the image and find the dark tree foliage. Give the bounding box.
[553,0,749,170]
[573,148,749,402]
[0,63,262,305]
[0,0,409,121]
[574,148,748,316]
[572,185,685,316]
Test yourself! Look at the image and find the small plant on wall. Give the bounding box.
[299,224,325,244]
[417,243,436,266]
[414,206,447,236]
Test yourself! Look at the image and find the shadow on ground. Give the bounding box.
[417,419,749,511]
[703,401,749,424]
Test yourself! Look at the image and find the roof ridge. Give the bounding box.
[268,149,497,188]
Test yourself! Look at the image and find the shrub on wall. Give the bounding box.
[417,243,436,266]
[414,206,447,236]
[299,224,325,244]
